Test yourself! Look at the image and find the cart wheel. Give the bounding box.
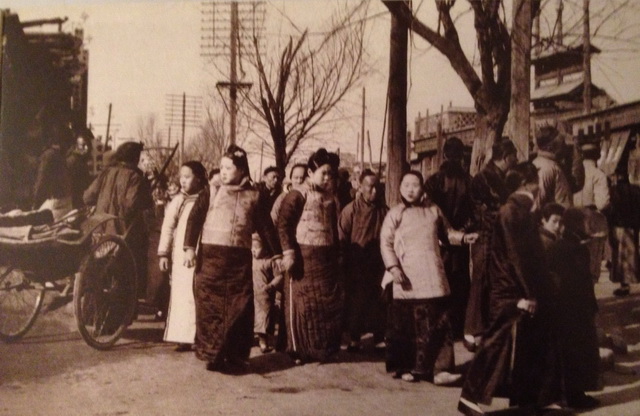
[0,266,45,342]
[74,235,137,350]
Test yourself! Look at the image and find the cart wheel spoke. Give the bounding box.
[0,267,45,342]
[74,235,136,350]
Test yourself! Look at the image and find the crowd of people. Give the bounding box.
[23,121,640,416]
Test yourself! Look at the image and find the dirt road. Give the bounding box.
[1,282,639,416]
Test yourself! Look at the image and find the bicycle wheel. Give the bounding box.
[0,266,45,342]
[74,235,137,350]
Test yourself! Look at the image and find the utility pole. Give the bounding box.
[367,130,373,169]
[509,0,533,162]
[201,2,265,145]
[259,140,264,176]
[386,11,409,205]
[583,0,592,114]
[181,93,186,166]
[229,2,238,144]
[361,87,365,168]
[557,0,564,84]
[165,93,202,167]
[105,103,112,149]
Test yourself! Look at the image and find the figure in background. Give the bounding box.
[278,148,343,364]
[464,138,517,350]
[158,161,208,352]
[608,173,640,297]
[208,168,221,187]
[83,141,154,301]
[546,208,602,410]
[33,122,73,221]
[458,163,563,416]
[573,143,610,282]
[66,129,93,210]
[424,137,473,339]
[167,178,181,200]
[183,145,281,372]
[350,164,363,199]
[532,126,578,210]
[539,202,565,251]
[257,166,283,212]
[271,163,307,224]
[339,169,388,353]
[336,168,354,210]
[251,233,284,354]
[381,171,477,385]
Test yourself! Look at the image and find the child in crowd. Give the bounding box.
[166,178,181,201]
[157,161,208,351]
[546,208,602,410]
[539,202,565,251]
[251,234,284,353]
[380,171,478,384]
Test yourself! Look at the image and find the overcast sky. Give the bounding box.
[4,0,640,172]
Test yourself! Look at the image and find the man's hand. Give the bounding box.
[265,284,276,295]
[463,233,479,245]
[183,248,196,268]
[159,256,170,272]
[517,298,537,315]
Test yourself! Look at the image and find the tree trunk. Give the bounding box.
[274,138,287,175]
[386,11,409,206]
[508,0,533,163]
[470,112,504,176]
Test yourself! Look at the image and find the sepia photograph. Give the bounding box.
[0,0,639,415]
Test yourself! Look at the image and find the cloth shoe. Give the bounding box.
[613,285,630,297]
[457,398,484,416]
[434,371,462,386]
[567,392,600,410]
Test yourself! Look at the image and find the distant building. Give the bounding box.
[411,105,476,178]
[0,10,89,207]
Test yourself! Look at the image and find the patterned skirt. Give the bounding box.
[193,244,253,364]
[285,245,344,362]
[385,296,454,379]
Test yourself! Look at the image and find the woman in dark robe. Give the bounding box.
[278,148,343,364]
[183,145,281,372]
[458,162,564,416]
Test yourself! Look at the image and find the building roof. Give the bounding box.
[532,43,601,63]
[531,78,584,101]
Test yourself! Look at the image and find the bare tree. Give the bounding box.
[241,1,369,172]
[183,103,229,174]
[136,113,168,173]
[383,0,543,174]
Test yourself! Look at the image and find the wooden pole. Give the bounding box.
[583,0,592,114]
[386,11,408,205]
[361,87,365,167]
[509,0,532,162]
[180,92,185,167]
[105,103,112,149]
[436,105,444,167]
[230,1,238,144]
[367,130,373,169]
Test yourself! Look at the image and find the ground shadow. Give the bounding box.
[593,383,640,410]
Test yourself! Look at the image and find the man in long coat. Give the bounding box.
[339,169,388,352]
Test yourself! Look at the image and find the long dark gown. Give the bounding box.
[460,193,562,408]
